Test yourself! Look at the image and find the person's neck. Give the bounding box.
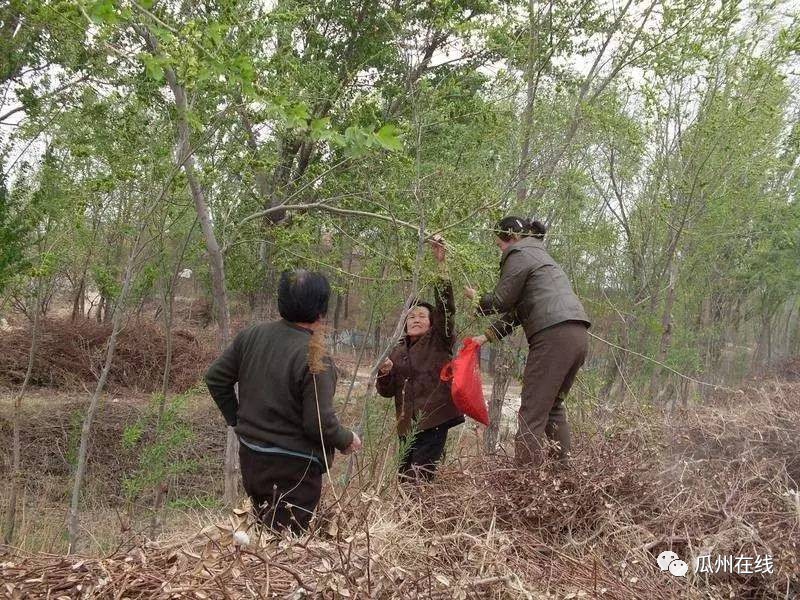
[293,320,324,332]
[407,330,429,343]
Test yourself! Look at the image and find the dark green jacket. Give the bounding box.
[205,320,353,469]
[479,237,590,342]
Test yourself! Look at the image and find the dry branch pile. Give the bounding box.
[2,381,799,599]
[0,318,213,393]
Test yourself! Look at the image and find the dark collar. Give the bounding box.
[281,319,314,335]
[500,236,544,265]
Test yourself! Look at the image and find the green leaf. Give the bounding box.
[231,55,255,83]
[341,125,372,156]
[310,117,331,136]
[286,103,310,127]
[88,0,118,23]
[140,53,164,82]
[206,23,226,48]
[374,124,403,152]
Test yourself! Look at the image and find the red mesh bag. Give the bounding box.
[440,338,489,426]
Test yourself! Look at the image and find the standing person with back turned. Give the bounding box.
[465,217,590,467]
[205,269,361,533]
[376,236,464,481]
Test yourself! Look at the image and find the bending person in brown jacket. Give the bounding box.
[465,217,590,467]
[376,237,464,481]
[206,270,361,533]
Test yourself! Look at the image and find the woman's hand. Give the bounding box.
[342,432,362,455]
[464,286,477,300]
[378,357,393,374]
[429,235,446,263]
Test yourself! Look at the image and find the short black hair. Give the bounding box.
[278,269,330,323]
[495,216,546,241]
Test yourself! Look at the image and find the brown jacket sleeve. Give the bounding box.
[478,250,530,316]
[301,356,353,451]
[376,346,402,398]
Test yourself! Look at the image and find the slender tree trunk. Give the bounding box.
[3,282,42,543]
[71,211,99,322]
[67,240,138,554]
[71,277,85,321]
[782,298,798,360]
[103,292,114,324]
[484,345,514,453]
[681,378,698,409]
[238,106,284,319]
[767,315,773,364]
[754,307,773,370]
[792,303,800,357]
[600,320,629,402]
[487,345,497,377]
[142,28,237,506]
[344,252,354,320]
[135,295,146,321]
[699,296,713,374]
[515,0,543,203]
[648,259,679,403]
[331,241,352,351]
[149,294,173,538]
[777,301,790,360]
[373,324,381,354]
[332,291,344,351]
[150,221,196,537]
[95,295,104,323]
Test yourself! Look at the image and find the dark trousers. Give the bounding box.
[239,443,322,533]
[516,321,588,466]
[399,425,449,482]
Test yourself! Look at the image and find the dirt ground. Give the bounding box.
[1,376,798,598]
[1,313,798,598]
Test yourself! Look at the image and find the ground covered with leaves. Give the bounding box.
[2,379,799,599]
